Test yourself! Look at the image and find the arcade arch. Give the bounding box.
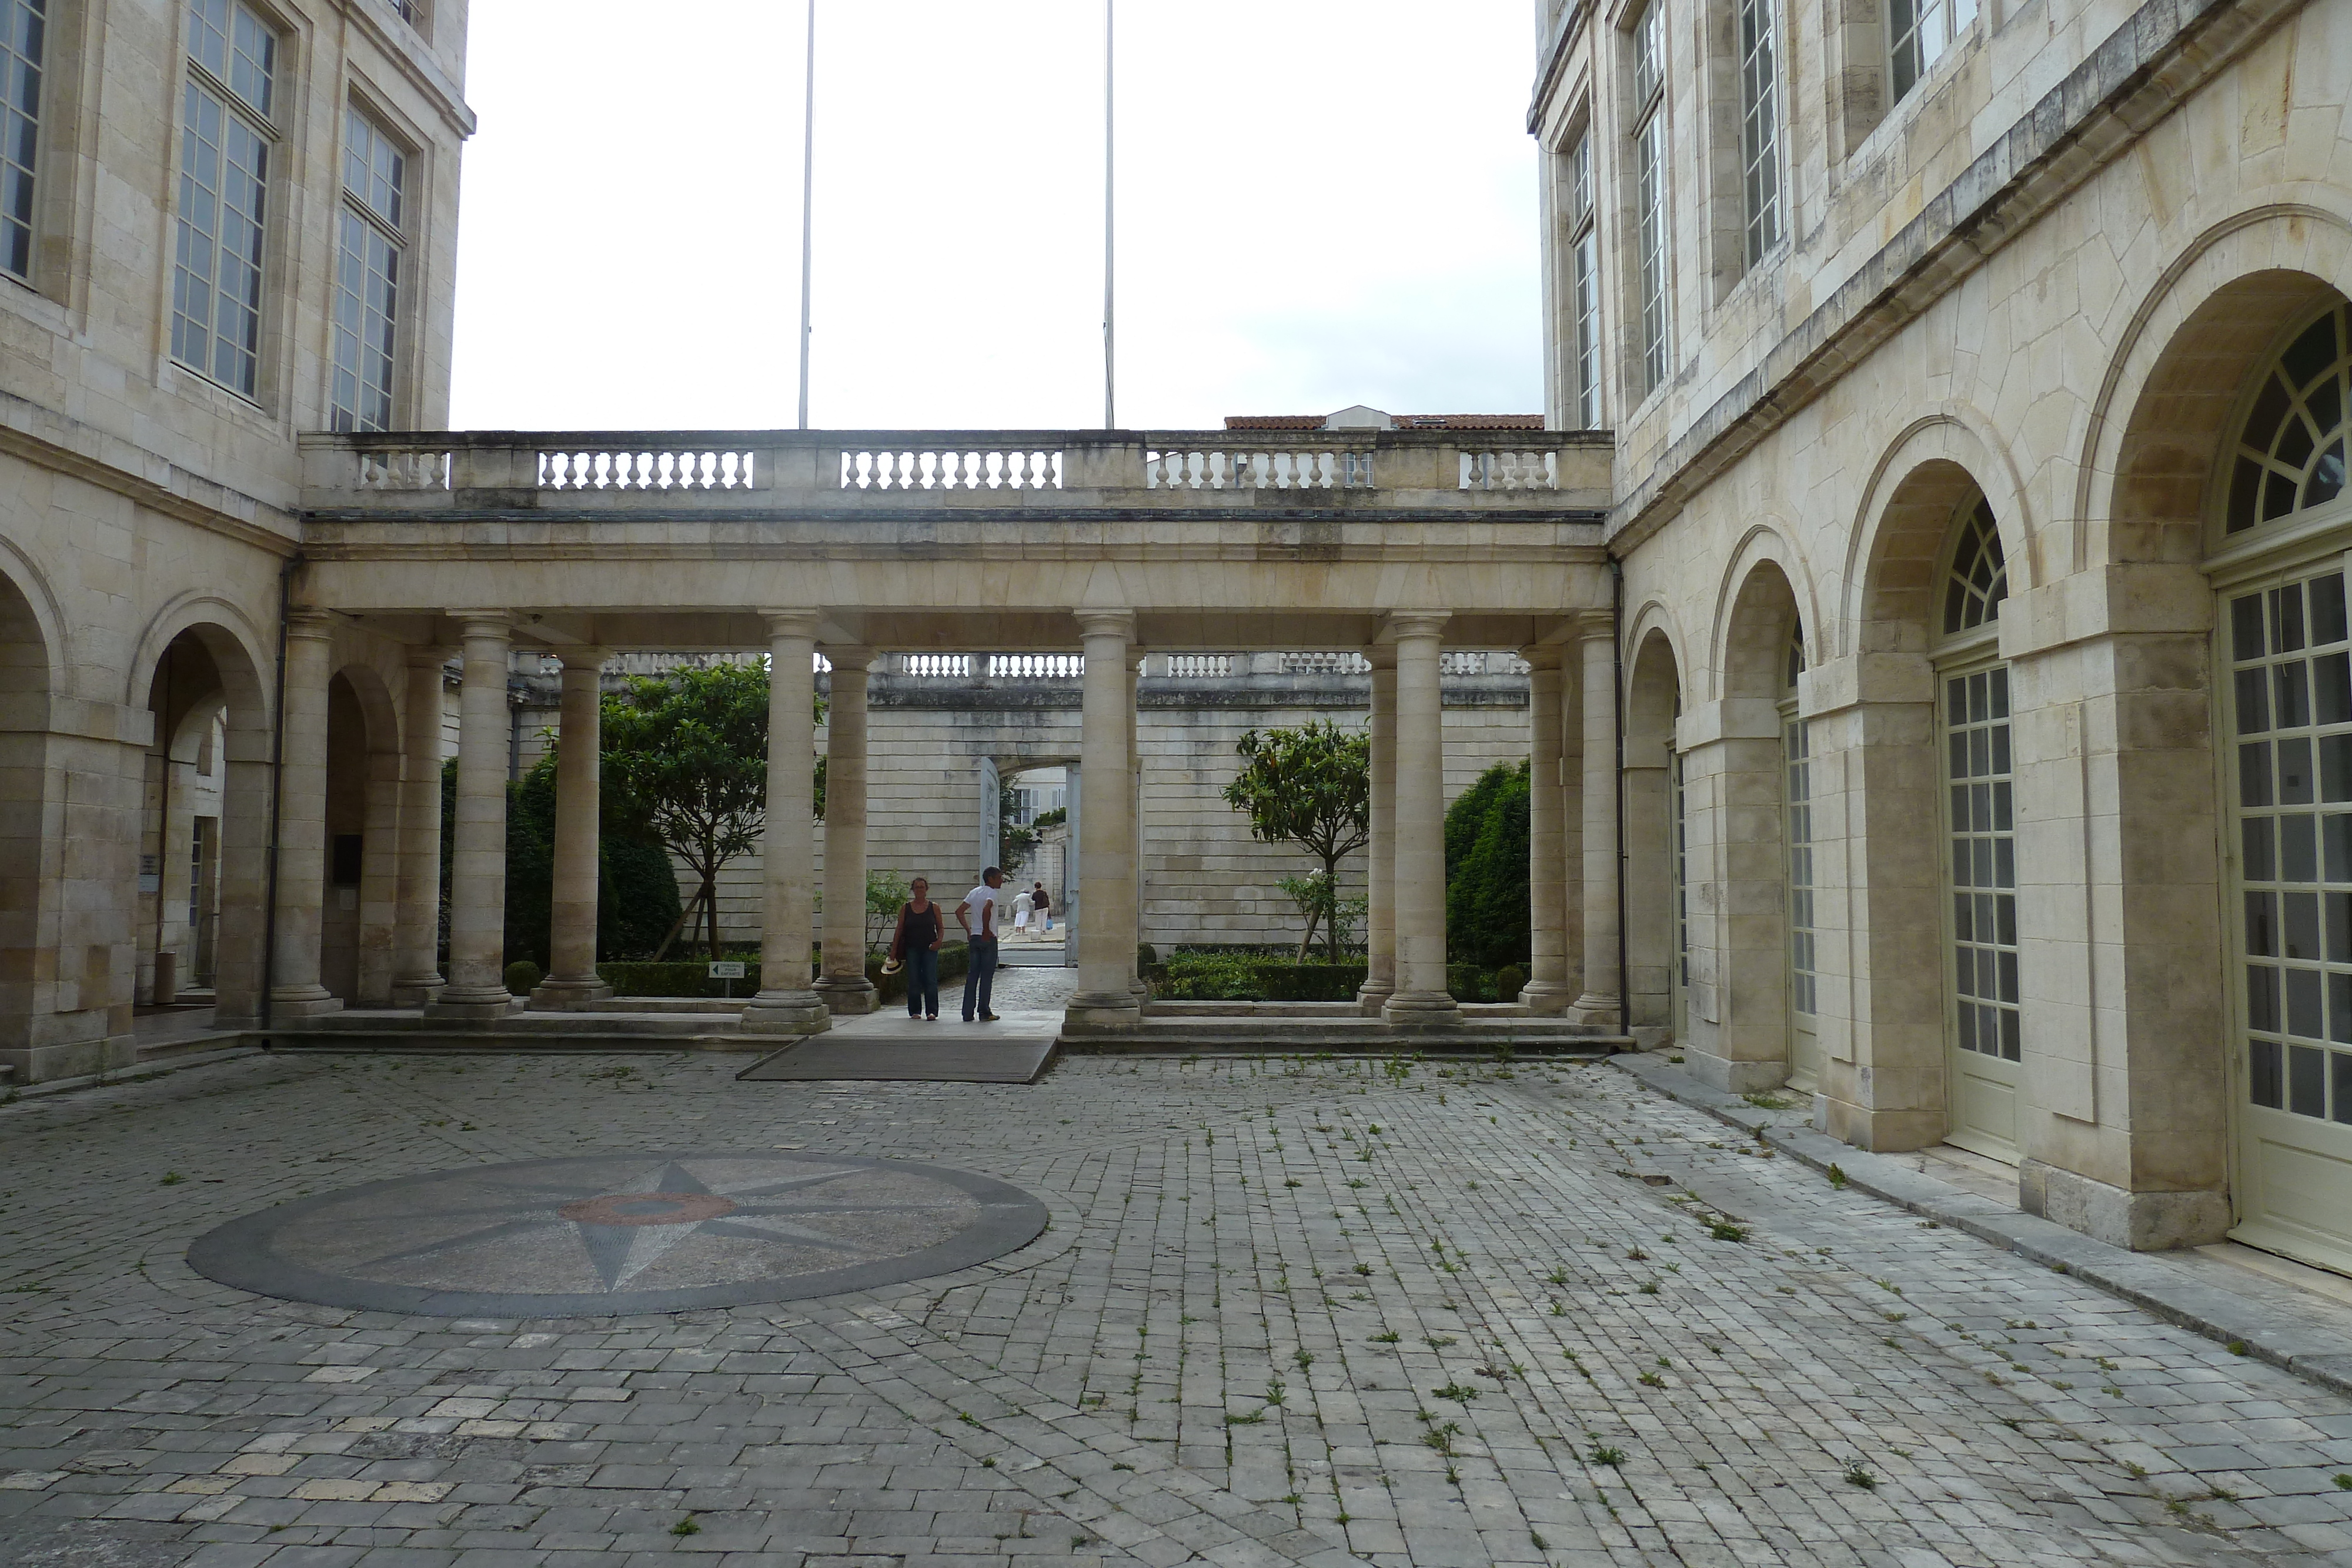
[1624,623,1683,1041]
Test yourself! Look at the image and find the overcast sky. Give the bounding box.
[446,2,1544,432]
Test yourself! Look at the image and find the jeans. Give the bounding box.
[903,946,939,1018]
[962,935,1000,1019]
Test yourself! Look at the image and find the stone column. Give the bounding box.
[1383,613,1458,1027]
[532,648,613,1009]
[816,646,878,1015]
[1130,653,1149,1002]
[426,615,519,1018]
[269,610,341,1017]
[1067,611,1142,1031]
[390,647,447,1007]
[743,613,829,1035]
[1522,646,1573,1014]
[1357,650,1397,1014]
[1569,610,1623,1028]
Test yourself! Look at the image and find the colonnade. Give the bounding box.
[253,608,1626,1035]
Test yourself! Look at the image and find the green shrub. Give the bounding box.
[1495,964,1527,1002]
[602,834,683,960]
[602,961,768,998]
[1446,963,1489,1002]
[1137,942,1159,970]
[503,960,542,995]
[1445,760,1532,969]
[1158,957,1367,1002]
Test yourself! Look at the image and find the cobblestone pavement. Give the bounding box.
[4,1040,2352,1568]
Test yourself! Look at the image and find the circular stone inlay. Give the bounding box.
[186,1151,1048,1316]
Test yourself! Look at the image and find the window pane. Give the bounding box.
[2251,1037,2282,1106]
[171,78,267,396]
[0,0,41,281]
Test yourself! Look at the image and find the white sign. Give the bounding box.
[708,961,746,979]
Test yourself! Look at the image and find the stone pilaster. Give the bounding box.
[533,648,614,1009]
[1569,610,1623,1028]
[1522,647,1573,1014]
[742,613,829,1035]
[1383,612,1458,1028]
[390,647,447,1007]
[815,646,878,1015]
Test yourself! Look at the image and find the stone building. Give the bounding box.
[1526,0,2352,1272]
[1,0,2347,1288]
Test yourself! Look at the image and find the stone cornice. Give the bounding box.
[1606,0,2300,557]
[0,394,298,559]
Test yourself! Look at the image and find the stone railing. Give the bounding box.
[302,430,1608,513]
[1165,654,1234,677]
[1281,651,1371,675]
[988,654,1083,678]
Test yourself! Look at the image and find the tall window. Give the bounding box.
[1631,0,1671,399]
[1566,131,1601,429]
[172,0,276,397]
[332,108,405,432]
[1889,0,1977,105]
[1737,0,1780,265]
[1,0,42,282]
[1783,632,1815,1022]
[1940,510,2017,1072]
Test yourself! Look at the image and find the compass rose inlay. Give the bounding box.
[187,1152,1049,1316]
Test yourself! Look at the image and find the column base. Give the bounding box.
[1063,994,1143,1032]
[1355,981,1395,1018]
[529,978,614,1011]
[1519,979,1576,1017]
[2019,1159,2233,1252]
[426,988,524,1021]
[1382,991,1461,1030]
[740,990,831,1036]
[814,975,878,1015]
[268,987,345,1019]
[388,975,444,1009]
[1566,991,1622,1029]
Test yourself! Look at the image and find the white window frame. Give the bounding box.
[172,0,280,400]
[1887,0,1977,108]
[1631,0,1671,400]
[0,0,44,285]
[332,104,406,432]
[1736,0,1780,266]
[1566,129,1601,429]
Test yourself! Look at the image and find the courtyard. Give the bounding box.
[4,978,2351,1568]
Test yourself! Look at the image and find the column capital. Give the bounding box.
[452,611,516,643]
[555,646,610,672]
[1573,607,1616,641]
[821,644,877,673]
[1362,644,1398,670]
[1519,644,1567,670]
[285,607,337,642]
[1380,610,1451,643]
[763,610,822,641]
[1075,609,1136,643]
[403,643,451,669]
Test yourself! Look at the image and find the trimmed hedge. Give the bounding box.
[597,944,971,1002]
[1154,957,1367,1002]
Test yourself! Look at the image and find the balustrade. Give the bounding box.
[356,449,449,490]
[1144,449,1374,491]
[988,654,1083,679]
[898,654,973,678]
[840,449,1061,491]
[1281,651,1371,675]
[1458,449,1559,490]
[538,449,757,491]
[1164,654,1233,678]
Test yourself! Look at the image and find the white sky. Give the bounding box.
[446,2,1544,432]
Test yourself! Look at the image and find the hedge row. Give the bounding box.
[1151,957,1368,1002]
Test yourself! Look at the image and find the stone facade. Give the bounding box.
[1531,0,2352,1269]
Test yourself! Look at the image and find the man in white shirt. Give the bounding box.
[955,867,1005,1022]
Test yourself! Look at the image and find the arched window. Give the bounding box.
[1942,499,2008,635]
[2227,302,2352,534]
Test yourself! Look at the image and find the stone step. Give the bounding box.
[289,1009,737,1037]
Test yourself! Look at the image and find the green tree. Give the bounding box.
[599,663,823,960]
[865,868,910,953]
[1444,758,1532,969]
[997,783,1037,874]
[499,744,682,968]
[1221,720,1372,960]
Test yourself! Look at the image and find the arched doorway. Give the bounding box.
[1718,560,1809,1089]
[2205,295,2352,1272]
[1624,627,1683,1039]
[0,564,57,1075]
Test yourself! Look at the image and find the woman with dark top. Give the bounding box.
[890,878,946,1021]
[1031,882,1051,934]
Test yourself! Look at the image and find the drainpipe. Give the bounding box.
[1611,553,1629,1036]
[259,552,301,1038]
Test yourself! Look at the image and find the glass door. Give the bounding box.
[1942,661,2021,1161]
[2224,566,2352,1273]
[1784,708,1820,1092]
[1671,750,1689,1044]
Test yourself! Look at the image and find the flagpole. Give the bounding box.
[1102,0,1115,430]
[796,0,817,430]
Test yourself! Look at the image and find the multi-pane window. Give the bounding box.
[172,0,276,397]
[1631,0,1670,399]
[1566,132,1600,429]
[1672,750,1689,993]
[1785,633,1815,1018]
[2227,304,2351,534]
[332,108,405,432]
[1736,0,1779,266]
[1889,0,1978,105]
[1,0,41,282]
[1943,499,2008,633]
[2230,569,2352,1125]
[1946,666,2018,1063]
